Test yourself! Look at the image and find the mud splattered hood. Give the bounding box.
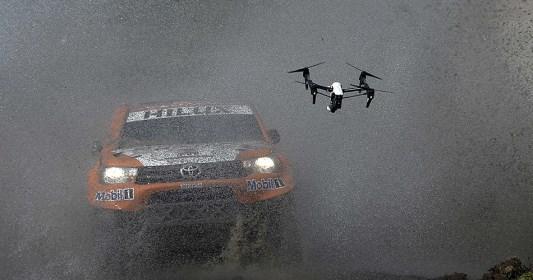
[112,141,269,166]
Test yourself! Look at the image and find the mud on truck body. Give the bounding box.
[88,101,299,264]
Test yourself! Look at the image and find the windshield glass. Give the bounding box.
[119,114,264,148]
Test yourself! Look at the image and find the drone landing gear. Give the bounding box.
[366,97,373,108]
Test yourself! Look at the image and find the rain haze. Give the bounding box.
[1,0,533,279]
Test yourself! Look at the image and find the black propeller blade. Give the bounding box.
[345,62,364,72]
[287,61,326,73]
[346,62,382,80]
[362,71,382,80]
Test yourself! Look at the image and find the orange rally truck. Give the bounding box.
[87,101,296,228]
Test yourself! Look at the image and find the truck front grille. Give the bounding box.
[135,160,246,184]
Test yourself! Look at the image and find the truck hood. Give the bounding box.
[112,142,269,166]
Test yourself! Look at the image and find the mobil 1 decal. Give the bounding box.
[95,188,134,201]
[246,178,285,192]
[126,105,253,122]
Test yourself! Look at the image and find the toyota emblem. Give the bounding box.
[180,164,201,178]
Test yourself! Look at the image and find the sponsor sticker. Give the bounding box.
[246,178,285,192]
[126,105,253,122]
[95,188,134,201]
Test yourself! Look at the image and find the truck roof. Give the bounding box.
[125,101,256,123]
[127,100,255,112]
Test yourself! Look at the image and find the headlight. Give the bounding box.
[243,156,279,173]
[102,167,138,184]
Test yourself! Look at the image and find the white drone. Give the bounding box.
[288,62,392,112]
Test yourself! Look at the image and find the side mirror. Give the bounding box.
[92,140,103,155]
[268,129,280,144]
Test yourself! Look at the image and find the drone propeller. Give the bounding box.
[346,62,382,80]
[287,61,326,73]
[345,62,364,72]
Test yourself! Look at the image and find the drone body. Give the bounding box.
[288,62,392,113]
[328,82,344,112]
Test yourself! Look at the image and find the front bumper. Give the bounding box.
[87,157,294,212]
[106,191,294,228]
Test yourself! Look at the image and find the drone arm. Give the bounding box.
[297,81,332,97]
[342,88,362,93]
[315,91,330,98]
[343,93,367,99]
[313,83,332,91]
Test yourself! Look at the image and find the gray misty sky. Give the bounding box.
[1,0,532,279]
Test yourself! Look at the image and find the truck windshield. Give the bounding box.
[119,114,264,148]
